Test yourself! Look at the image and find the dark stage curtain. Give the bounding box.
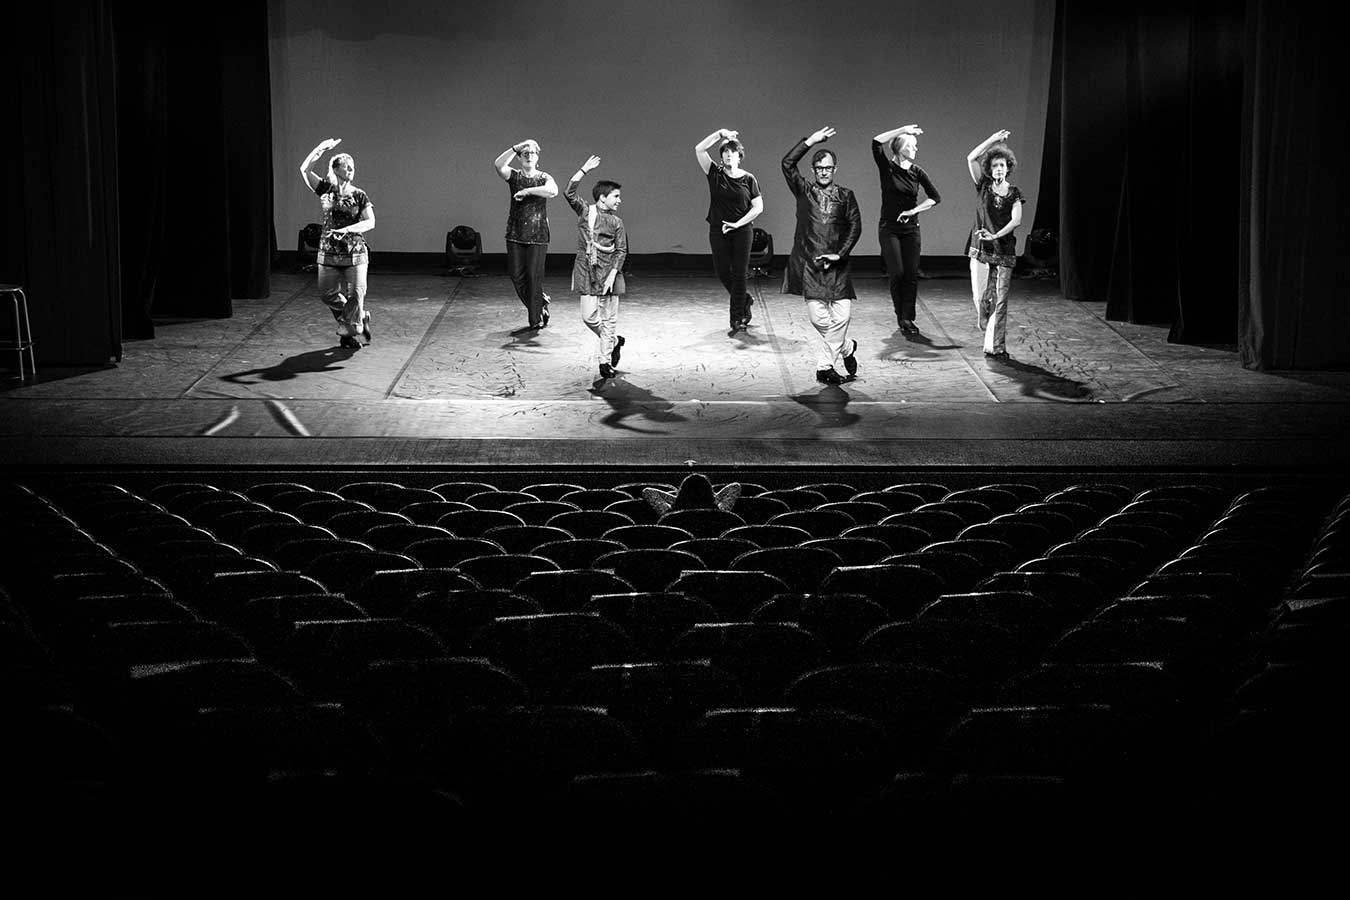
[1050,1,1244,342]
[1238,0,1350,370]
[114,4,274,329]
[1,3,122,366]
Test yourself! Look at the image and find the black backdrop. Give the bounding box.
[0,1,272,364]
[1043,0,1347,369]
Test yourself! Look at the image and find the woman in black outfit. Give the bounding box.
[872,123,941,335]
[695,128,764,334]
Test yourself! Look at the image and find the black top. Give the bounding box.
[781,138,863,301]
[871,139,940,233]
[705,162,762,230]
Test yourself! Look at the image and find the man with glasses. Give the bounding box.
[781,126,863,384]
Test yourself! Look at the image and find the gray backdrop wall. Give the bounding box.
[270,0,1054,258]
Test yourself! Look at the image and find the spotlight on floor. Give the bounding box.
[446,226,483,276]
[750,227,774,278]
[297,223,321,272]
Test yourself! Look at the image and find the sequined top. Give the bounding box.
[966,177,1026,268]
[506,169,551,244]
[314,181,372,266]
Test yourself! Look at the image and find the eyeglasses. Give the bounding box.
[813,165,836,171]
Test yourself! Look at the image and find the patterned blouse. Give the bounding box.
[506,169,551,244]
[967,177,1027,268]
[314,181,372,266]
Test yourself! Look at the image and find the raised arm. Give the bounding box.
[695,128,737,174]
[300,138,340,190]
[872,123,923,145]
[967,129,1011,183]
[495,140,534,181]
[783,126,835,196]
[565,155,601,215]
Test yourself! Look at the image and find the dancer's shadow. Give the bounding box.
[220,347,358,384]
[589,377,689,433]
[882,326,961,360]
[502,325,543,347]
[789,382,872,430]
[984,353,1099,402]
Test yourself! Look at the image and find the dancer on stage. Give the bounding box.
[965,129,1025,360]
[299,137,375,350]
[695,128,764,334]
[564,155,628,380]
[494,138,558,332]
[781,126,863,385]
[872,123,941,336]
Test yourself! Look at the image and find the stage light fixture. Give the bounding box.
[446,225,483,276]
[749,227,774,277]
[297,223,321,272]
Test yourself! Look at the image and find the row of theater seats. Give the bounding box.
[2,475,1347,876]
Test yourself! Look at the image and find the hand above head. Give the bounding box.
[720,129,739,140]
[320,137,342,150]
[992,129,1011,141]
[807,126,836,145]
[581,155,602,173]
[898,124,923,135]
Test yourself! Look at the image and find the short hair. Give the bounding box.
[718,138,746,160]
[328,152,355,173]
[980,143,1018,177]
[811,148,837,168]
[592,179,622,201]
[889,133,916,157]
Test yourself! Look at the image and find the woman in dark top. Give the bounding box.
[299,137,376,350]
[872,123,941,335]
[695,128,764,334]
[966,129,1025,360]
[494,138,559,332]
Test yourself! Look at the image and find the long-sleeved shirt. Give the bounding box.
[781,139,862,301]
[872,139,941,234]
[565,176,627,296]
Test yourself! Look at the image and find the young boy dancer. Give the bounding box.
[564,155,628,379]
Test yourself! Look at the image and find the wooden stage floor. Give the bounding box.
[3,270,1348,476]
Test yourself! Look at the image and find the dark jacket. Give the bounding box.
[781,139,862,301]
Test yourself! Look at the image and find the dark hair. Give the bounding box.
[718,139,746,160]
[980,142,1018,177]
[811,148,836,168]
[592,180,621,201]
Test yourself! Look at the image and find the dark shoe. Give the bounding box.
[984,349,1010,360]
[599,362,616,379]
[361,312,372,342]
[815,367,845,385]
[610,336,625,368]
[842,339,858,378]
[339,334,362,350]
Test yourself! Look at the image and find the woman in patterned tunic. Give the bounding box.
[299,137,376,350]
[494,138,559,332]
[965,129,1026,360]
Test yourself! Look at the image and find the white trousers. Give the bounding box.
[970,259,1012,353]
[580,294,620,365]
[805,296,853,370]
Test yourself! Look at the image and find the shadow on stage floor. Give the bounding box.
[3,271,1348,476]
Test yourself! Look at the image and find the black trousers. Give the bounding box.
[879,227,921,322]
[709,225,753,326]
[507,241,548,326]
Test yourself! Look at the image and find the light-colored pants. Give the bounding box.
[805,296,853,370]
[970,259,1012,353]
[318,263,368,336]
[580,294,620,365]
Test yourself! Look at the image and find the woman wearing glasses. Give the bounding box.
[494,138,559,332]
[781,126,863,385]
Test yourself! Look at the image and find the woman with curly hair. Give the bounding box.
[965,130,1026,360]
[299,137,375,350]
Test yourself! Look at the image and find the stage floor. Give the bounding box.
[3,270,1348,473]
